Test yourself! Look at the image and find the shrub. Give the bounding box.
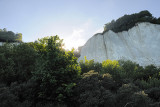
[131,91,152,107]
[146,87,160,102]
[117,83,140,107]
[101,59,120,74]
[118,60,144,80]
[75,70,116,107]
[79,56,102,74]
[135,78,160,89]
[143,65,159,80]
[0,86,19,107]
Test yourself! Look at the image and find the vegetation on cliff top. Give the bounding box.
[0,28,22,42]
[103,10,160,33]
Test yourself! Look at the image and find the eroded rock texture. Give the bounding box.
[79,22,160,66]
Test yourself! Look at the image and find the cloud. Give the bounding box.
[62,20,93,50]
[63,28,86,50]
[62,19,104,50]
[72,29,84,38]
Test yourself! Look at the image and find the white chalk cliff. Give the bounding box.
[78,22,160,66]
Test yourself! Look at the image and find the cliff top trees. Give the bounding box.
[103,10,160,33]
[0,28,22,42]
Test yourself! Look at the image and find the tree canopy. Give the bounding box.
[103,10,160,33]
[0,28,22,42]
[0,36,160,106]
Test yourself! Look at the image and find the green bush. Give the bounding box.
[143,65,159,80]
[135,78,160,89]
[75,70,116,107]
[130,91,152,107]
[101,59,120,74]
[146,87,160,102]
[0,85,19,107]
[79,56,102,74]
[118,60,144,80]
[117,83,140,107]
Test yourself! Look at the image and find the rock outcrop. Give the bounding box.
[78,22,160,66]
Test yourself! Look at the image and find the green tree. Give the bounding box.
[0,28,22,42]
[32,36,81,105]
[15,33,22,42]
[103,10,159,33]
[0,43,37,85]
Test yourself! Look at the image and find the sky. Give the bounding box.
[0,0,160,50]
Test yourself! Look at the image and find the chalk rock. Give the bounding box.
[78,22,160,66]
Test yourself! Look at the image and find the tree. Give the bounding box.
[103,10,159,33]
[0,43,37,85]
[0,28,22,42]
[15,33,22,42]
[32,36,81,105]
[3,28,7,32]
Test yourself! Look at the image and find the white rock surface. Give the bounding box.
[0,42,3,46]
[78,22,160,66]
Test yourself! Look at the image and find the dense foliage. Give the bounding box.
[0,35,160,107]
[103,10,160,33]
[31,36,81,105]
[0,36,80,107]
[78,58,160,107]
[0,28,22,42]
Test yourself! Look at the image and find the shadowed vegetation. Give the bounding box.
[103,10,160,33]
[0,28,22,42]
[1,40,160,107]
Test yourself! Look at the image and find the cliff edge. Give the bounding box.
[78,22,160,66]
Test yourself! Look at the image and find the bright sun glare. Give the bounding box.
[63,29,86,50]
[62,26,103,50]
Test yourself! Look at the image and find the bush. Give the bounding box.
[143,65,159,80]
[75,70,116,107]
[0,85,19,107]
[135,78,160,89]
[146,87,160,102]
[79,56,102,74]
[117,83,140,107]
[118,60,144,80]
[131,91,152,107]
[101,59,120,75]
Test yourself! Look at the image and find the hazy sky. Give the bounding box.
[0,0,160,49]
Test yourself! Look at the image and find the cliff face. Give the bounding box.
[78,22,160,66]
